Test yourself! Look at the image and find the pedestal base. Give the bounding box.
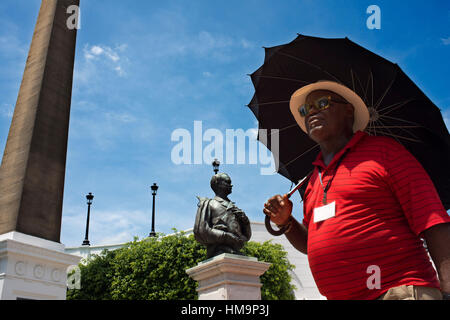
[0,232,81,300]
[186,253,271,300]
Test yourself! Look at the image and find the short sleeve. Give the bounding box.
[302,202,310,230]
[302,178,314,230]
[383,139,450,237]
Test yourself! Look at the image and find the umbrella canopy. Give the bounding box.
[248,34,450,210]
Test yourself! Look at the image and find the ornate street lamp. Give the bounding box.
[82,192,94,246]
[149,183,159,237]
[212,158,220,174]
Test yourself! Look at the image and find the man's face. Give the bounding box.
[218,175,233,195]
[303,90,354,143]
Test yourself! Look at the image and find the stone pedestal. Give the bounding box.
[0,232,81,300]
[186,253,271,300]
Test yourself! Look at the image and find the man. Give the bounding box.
[194,173,251,258]
[263,80,450,300]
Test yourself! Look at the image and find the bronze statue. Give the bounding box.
[194,173,251,258]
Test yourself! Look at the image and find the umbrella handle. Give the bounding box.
[264,172,312,236]
[265,215,289,236]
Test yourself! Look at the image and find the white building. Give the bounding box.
[65,221,325,300]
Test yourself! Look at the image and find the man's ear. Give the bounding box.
[346,103,355,115]
[346,104,355,126]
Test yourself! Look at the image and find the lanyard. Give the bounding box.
[318,149,349,205]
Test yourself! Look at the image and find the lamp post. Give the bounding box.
[82,192,94,246]
[212,158,220,174]
[149,183,159,237]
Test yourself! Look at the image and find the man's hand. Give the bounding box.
[223,231,244,248]
[263,194,293,226]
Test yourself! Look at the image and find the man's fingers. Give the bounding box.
[264,201,278,213]
[269,197,283,210]
[276,194,287,207]
[263,208,272,217]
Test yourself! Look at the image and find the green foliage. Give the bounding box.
[66,249,118,300]
[242,241,296,300]
[67,231,295,300]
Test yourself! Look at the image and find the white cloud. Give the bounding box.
[81,44,127,77]
[114,65,125,76]
[61,204,194,247]
[62,207,148,246]
[105,111,136,123]
[90,45,104,56]
[137,28,256,63]
[240,38,254,49]
[98,231,135,245]
[1,103,14,118]
[85,45,120,62]
[441,37,450,45]
[197,31,234,51]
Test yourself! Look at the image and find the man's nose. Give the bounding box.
[306,106,322,119]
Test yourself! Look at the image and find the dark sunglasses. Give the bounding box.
[299,95,349,117]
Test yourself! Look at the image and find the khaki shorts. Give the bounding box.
[377,285,442,300]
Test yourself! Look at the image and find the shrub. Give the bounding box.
[67,231,295,300]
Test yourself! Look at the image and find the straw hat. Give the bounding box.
[289,81,370,133]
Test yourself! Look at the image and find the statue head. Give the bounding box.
[210,173,233,197]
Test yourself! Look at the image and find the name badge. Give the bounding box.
[313,201,336,223]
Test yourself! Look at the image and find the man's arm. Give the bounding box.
[284,217,308,255]
[264,194,308,255]
[423,223,450,295]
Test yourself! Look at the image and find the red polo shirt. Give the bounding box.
[302,131,450,300]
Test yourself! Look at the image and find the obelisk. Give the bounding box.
[0,0,79,243]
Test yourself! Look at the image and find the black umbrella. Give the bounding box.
[248,34,450,211]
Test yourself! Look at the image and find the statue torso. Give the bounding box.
[209,196,243,236]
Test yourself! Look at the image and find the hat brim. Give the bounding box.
[289,81,369,133]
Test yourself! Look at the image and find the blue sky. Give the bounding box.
[0,0,449,247]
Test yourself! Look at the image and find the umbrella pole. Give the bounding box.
[286,172,312,199]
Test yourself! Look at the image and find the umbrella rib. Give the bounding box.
[378,114,423,127]
[377,98,416,114]
[277,144,320,172]
[375,117,422,141]
[268,123,299,135]
[366,120,374,136]
[369,118,378,136]
[397,126,422,141]
[370,125,422,129]
[375,118,422,143]
[355,71,369,105]
[375,129,422,143]
[248,100,290,107]
[250,74,311,84]
[276,51,344,84]
[374,118,402,144]
[374,71,398,110]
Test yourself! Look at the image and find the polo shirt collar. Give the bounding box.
[312,130,367,170]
